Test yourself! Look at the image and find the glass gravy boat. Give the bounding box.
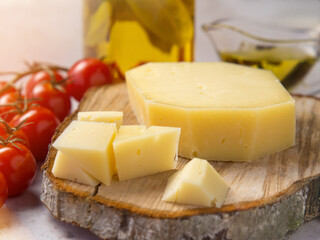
[203,18,320,93]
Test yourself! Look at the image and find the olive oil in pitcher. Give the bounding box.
[220,46,317,89]
[203,18,320,91]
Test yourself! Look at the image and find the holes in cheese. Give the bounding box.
[113,125,181,181]
[162,158,229,207]
[52,120,117,186]
[126,62,296,162]
[77,111,123,128]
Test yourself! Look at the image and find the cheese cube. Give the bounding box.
[78,111,123,128]
[52,151,100,186]
[126,62,295,162]
[52,120,117,185]
[113,125,180,181]
[162,158,229,207]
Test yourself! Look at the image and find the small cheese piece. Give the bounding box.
[52,120,117,185]
[126,62,295,161]
[113,125,180,181]
[78,111,123,128]
[162,158,229,207]
[52,151,100,186]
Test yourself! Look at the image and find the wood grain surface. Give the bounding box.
[41,82,320,239]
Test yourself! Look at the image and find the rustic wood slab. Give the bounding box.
[41,83,320,240]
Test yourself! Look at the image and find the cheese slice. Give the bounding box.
[162,158,229,207]
[126,62,295,161]
[78,111,123,128]
[52,151,100,186]
[52,120,117,185]
[113,125,180,181]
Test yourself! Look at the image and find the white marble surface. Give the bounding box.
[0,0,319,239]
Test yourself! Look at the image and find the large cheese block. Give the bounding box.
[113,125,180,181]
[52,120,117,185]
[162,158,229,207]
[126,62,295,161]
[52,151,100,186]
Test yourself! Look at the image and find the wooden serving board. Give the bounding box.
[41,83,320,240]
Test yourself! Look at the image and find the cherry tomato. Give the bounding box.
[0,143,36,197]
[25,82,71,121]
[0,121,30,148]
[0,171,8,207]
[0,81,16,97]
[67,58,112,101]
[0,91,24,122]
[24,70,64,95]
[10,106,60,161]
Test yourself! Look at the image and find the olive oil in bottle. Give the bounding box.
[219,46,318,89]
[83,0,194,81]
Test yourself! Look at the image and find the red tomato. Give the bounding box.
[0,121,30,148]
[0,143,36,197]
[0,81,16,97]
[67,58,112,101]
[24,70,64,95]
[10,106,60,161]
[0,171,8,207]
[0,91,24,122]
[25,82,71,121]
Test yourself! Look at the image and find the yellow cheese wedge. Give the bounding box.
[52,120,117,186]
[126,62,295,161]
[162,158,229,207]
[52,151,100,186]
[78,111,123,128]
[113,125,180,181]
